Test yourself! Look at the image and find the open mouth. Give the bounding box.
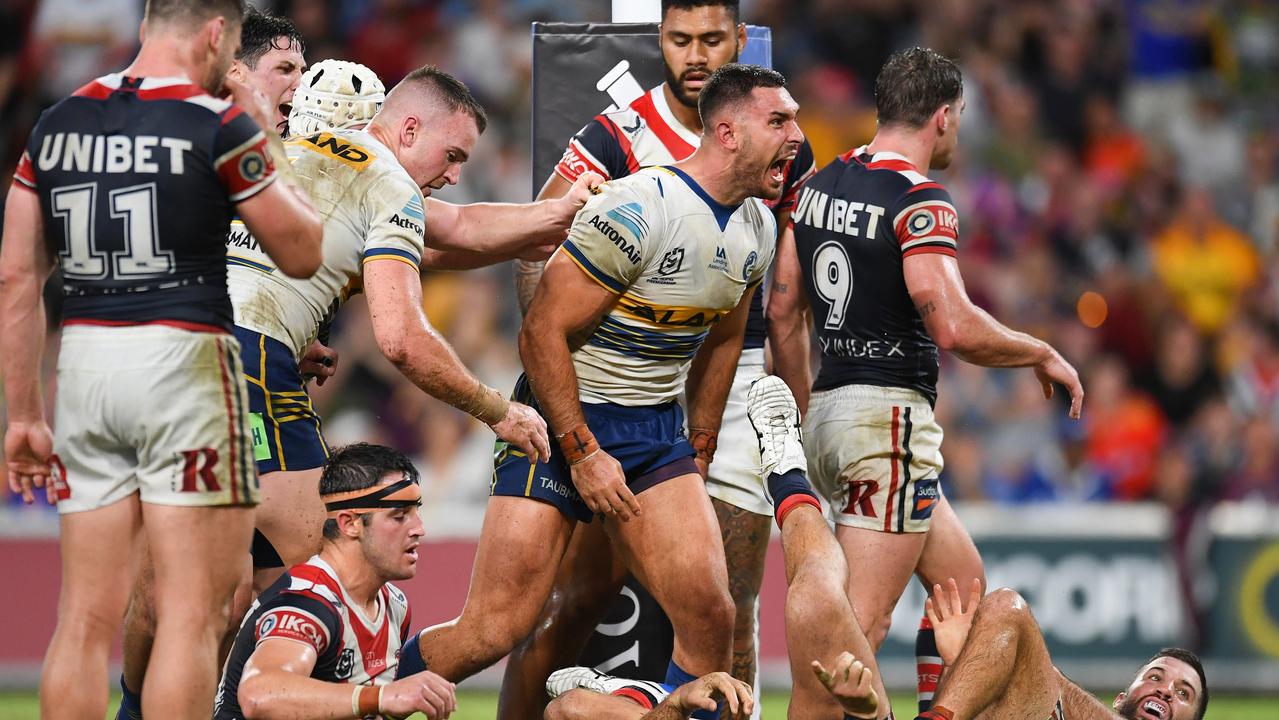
[683,70,708,89]
[404,545,419,563]
[1139,697,1169,720]
[767,153,795,184]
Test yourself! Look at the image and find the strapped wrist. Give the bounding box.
[557,423,599,465]
[351,684,380,717]
[461,381,509,426]
[689,427,718,464]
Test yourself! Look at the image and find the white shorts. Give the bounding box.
[704,348,771,517]
[51,323,259,514]
[804,384,944,533]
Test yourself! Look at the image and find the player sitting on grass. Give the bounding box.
[213,443,456,720]
[917,579,1207,720]
[542,376,889,720]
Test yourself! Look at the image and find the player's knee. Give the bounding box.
[785,577,843,632]
[982,587,1028,615]
[544,689,593,720]
[731,591,758,636]
[672,584,734,645]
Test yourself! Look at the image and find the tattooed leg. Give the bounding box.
[711,497,771,690]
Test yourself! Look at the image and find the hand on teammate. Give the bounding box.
[666,671,754,720]
[811,651,879,720]
[4,421,55,505]
[562,171,606,214]
[224,75,277,135]
[299,340,339,386]
[569,449,642,521]
[925,577,983,667]
[1034,349,1084,420]
[490,401,551,463]
[379,670,457,719]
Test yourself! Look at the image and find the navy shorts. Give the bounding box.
[234,327,329,475]
[490,375,698,522]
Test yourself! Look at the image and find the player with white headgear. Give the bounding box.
[287,59,386,137]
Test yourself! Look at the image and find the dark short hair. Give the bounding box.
[1146,648,1209,720]
[397,65,488,135]
[145,0,245,26]
[697,63,786,126]
[320,443,420,541]
[236,8,304,69]
[873,47,963,128]
[661,0,739,23]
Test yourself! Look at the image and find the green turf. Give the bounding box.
[1,690,1275,719]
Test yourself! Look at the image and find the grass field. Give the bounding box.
[1,691,1276,719]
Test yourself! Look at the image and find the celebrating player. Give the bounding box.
[509,1,816,713]
[917,581,1207,720]
[402,65,801,709]
[214,443,457,720]
[0,1,323,717]
[546,375,891,720]
[768,46,1084,713]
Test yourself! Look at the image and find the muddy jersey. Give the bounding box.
[557,166,775,406]
[553,85,815,351]
[14,74,275,332]
[226,129,425,359]
[790,147,960,405]
[214,556,412,720]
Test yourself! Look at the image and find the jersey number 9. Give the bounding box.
[813,241,852,330]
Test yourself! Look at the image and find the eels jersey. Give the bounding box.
[553,85,815,350]
[790,147,960,405]
[14,74,275,332]
[226,129,426,359]
[558,166,776,406]
[214,556,412,720]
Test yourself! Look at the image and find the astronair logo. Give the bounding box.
[606,203,648,240]
[588,214,641,264]
[389,213,424,237]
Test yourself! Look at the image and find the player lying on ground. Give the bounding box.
[214,443,456,720]
[543,668,757,720]
[539,376,889,720]
[916,580,1208,720]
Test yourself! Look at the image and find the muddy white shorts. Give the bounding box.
[704,348,772,516]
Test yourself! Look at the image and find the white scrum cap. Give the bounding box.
[288,59,386,137]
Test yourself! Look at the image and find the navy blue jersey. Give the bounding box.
[14,74,276,332]
[552,86,816,351]
[790,148,960,405]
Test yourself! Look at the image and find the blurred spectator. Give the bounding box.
[1083,356,1167,500]
[30,0,139,106]
[1139,316,1220,427]
[1151,187,1260,334]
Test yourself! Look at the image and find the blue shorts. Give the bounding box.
[234,327,329,476]
[490,375,698,522]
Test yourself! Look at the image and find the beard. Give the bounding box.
[1113,694,1146,720]
[663,45,740,109]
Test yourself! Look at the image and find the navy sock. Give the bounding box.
[395,630,427,678]
[916,615,941,713]
[767,469,822,528]
[666,660,718,719]
[115,675,142,720]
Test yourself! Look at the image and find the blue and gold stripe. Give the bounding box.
[587,316,708,361]
[560,241,626,294]
[228,255,275,274]
[362,247,420,270]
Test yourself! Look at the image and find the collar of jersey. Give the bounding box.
[663,165,739,232]
[854,146,917,168]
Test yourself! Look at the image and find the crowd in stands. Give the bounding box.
[2,0,1276,513]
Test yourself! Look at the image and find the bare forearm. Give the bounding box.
[518,325,585,435]
[515,259,545,317]
[641,701,693,720]
[429,199,567,254]
[239,673,364,720]
[384,322,489,416]
[686,334,744,433]
[940,303,1051,368]
[0,275,47,421]
[766,311,811,415]
[419,247,517,271]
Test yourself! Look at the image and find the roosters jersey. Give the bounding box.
[215,556,412,720]
[226,129,426,359]
[553,85,815,350]
[556,166,776,406]
[791,148,960,405]
[14,74,275,332]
